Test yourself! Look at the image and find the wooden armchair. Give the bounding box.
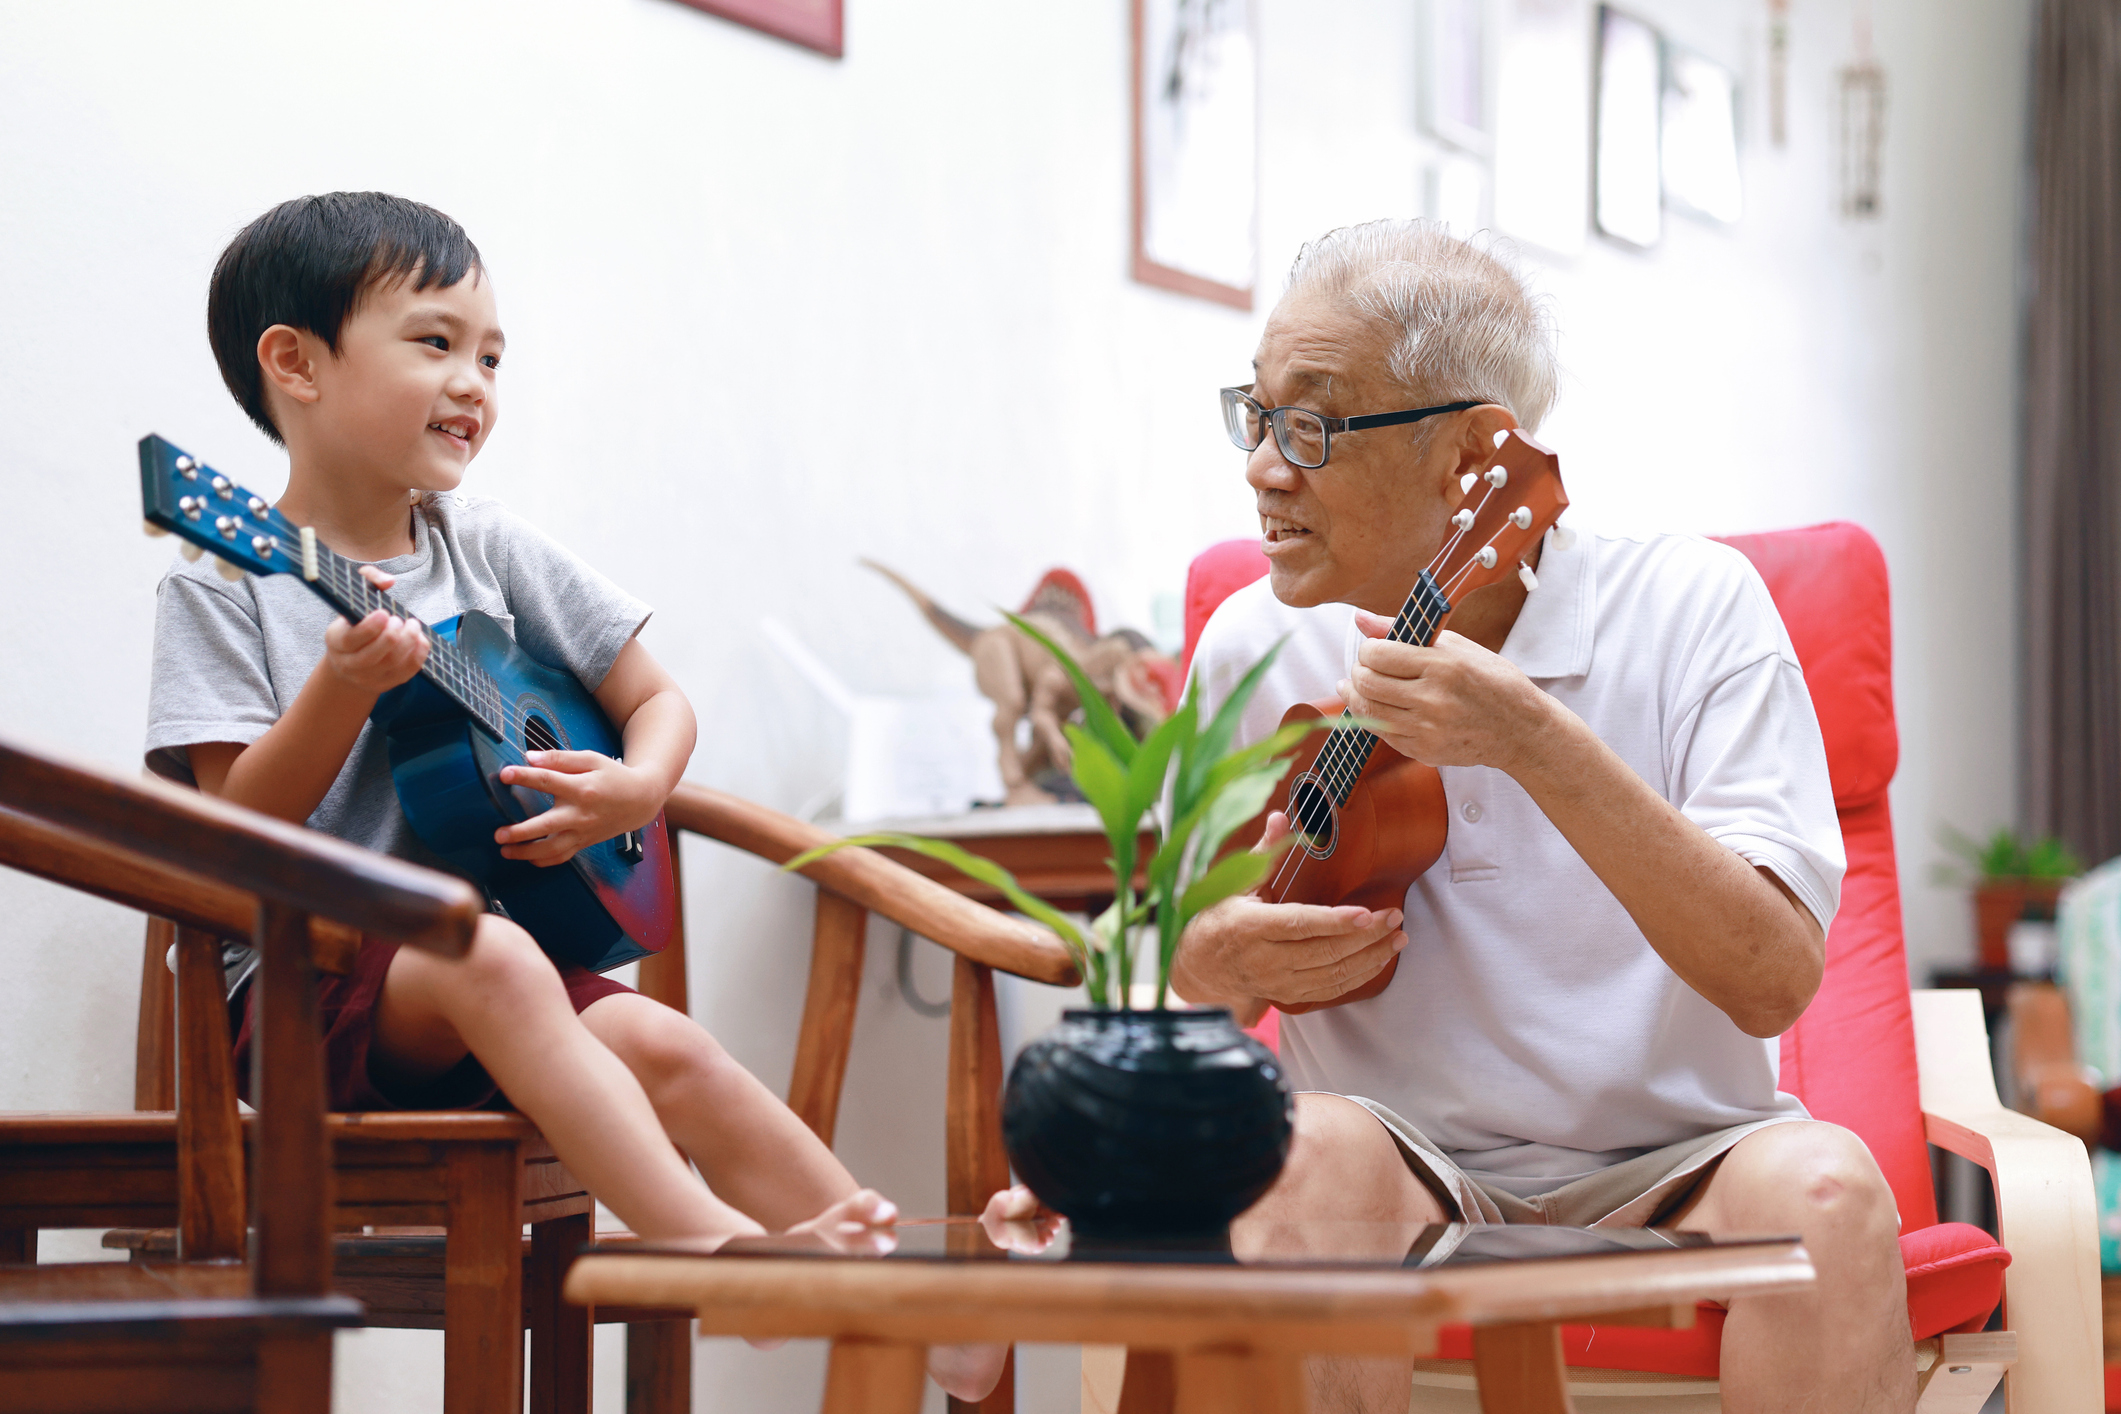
[113,779,1078,1414]
[0,733,483,1411]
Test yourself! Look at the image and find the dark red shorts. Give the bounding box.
[232,934,633,1112]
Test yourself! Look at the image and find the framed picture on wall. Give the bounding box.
[672,0,843,58]
[1662,46,1742,224]
[1423,0,1491,156]
[1133,0,1257,310]
[1594,6,1662,248]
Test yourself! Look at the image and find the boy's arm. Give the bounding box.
[189,571,433,820]
[491,637,697,866]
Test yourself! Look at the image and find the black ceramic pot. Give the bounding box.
[1001,1008,1293,1240]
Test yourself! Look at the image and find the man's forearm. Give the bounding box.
[1506,702,1823,1037]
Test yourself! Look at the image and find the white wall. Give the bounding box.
[0,0,2028,1409]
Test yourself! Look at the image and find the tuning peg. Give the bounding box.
[1493,429,1511,448]
[178,541,204,562]
[1510,507,1532,529]
[1518,560,1539,592]
[1551,523,1575,550]
[1452,509,1474,531]
[1460,472,1478,494]
[1485,467,1509,488]
[1476,546,1498,569]
[142,519,169,539]
[213,557,246,582]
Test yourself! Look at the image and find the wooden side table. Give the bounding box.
[849,803,1152,913]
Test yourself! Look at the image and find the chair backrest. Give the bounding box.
[1179,524,1937,1231]
[1712,524,1935,1232]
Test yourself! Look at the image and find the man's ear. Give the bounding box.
[1439,404,1523,501]
[255,324,323,411]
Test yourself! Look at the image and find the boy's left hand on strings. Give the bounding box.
[493,750,663,865]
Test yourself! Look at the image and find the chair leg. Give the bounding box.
[445,1143,526,1414]
[254,1330,336,1414]
[626,1318,693,1414]
[529,1211,593,1414]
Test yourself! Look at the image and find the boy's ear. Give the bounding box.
[256,324,323,409]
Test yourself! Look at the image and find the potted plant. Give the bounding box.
[1935,826,2084,972]
[790,616,1336,1240]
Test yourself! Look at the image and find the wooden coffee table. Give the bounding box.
[562,1218,1813,1414]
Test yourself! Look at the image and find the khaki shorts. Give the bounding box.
[1341,1096,1810,1229]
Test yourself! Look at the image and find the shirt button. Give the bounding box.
[1461,801,1482,823]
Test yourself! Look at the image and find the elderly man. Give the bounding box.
[1177,221,1912,1413]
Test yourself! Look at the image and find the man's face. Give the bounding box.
[302,269,503,494]
[1246,290,1462,615]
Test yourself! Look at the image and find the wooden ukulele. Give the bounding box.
[139,433,675,973]
[1259,429,1568,1013]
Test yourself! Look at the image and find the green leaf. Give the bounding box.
[1125,698,1195,832]
[781,833,1093,979]
[1004,610,1137,765]
[1177,634,1289,808]
[1178,848,1277,918]
[1193,763,1293,866]
[1066,725,1140,861]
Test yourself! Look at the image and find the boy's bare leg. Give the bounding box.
[576,992,858,1229]
[374,915,764,1241]
[1669,1121,1914,1414]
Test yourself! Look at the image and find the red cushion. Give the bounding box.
[1180,538,1269,675]
[1427,1222,2009,1375]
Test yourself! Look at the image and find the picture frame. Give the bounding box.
[672,0,843,59]
[1593,5,1662,249]
[1422,0,1492,157]
[1662,45,1743,225]
[1132,0,1257,310]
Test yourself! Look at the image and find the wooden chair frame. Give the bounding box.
[111,780,1078,1414]
[0,734,482,1411]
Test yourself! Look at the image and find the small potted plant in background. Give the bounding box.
[1935,826,2084,973]
[791,616,1341,1241]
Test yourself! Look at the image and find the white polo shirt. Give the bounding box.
[1187,526,1839,1193]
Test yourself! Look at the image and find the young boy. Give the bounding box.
[143,193,954,1297]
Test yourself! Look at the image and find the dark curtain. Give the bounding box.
[2025,0,2121,868]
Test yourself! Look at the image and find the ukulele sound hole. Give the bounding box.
[1289,776,1338,857]
[522,714,563,754]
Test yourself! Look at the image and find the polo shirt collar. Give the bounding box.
[1498,521,1594,680]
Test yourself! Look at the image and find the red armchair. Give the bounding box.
[1179,524,2101,1409]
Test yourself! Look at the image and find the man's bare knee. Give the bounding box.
[1258,1094,1442,1224]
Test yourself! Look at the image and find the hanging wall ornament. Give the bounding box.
[1838,5,1886,219]
[1767,0,1790,148]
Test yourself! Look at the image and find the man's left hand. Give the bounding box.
[494,749,664,866]
[1340,610,1553,773]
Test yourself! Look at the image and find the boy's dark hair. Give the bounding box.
[207,192,483,444]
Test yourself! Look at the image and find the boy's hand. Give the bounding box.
[322,568,430,696]
[494,749,665,865]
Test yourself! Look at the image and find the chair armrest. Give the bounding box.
[0,809,362,971]
[1911,989,2103,1412]
[0,734,479,956]
[664,782,1079,987]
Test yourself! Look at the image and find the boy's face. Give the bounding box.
[296,268,503,493]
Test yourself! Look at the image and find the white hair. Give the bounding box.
[1283,220,1558,434]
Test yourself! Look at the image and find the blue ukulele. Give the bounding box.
[139,433,674,973]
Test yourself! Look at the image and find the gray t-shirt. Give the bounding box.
[145,493,652,879]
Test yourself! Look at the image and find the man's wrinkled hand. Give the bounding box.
[495,748,663,866]
[1172,810,1408,1012]
[1339,612,1554,773]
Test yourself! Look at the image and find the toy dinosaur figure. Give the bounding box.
[861,560,1181,806]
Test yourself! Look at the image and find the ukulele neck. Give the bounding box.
[1315,570,1453,804]
[298,535,510,739]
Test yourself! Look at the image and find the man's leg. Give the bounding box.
[1671,1120,1913,1414]
[1233,1094,1449,1414]
[373,915,769,1241]
[575,991,861,1230]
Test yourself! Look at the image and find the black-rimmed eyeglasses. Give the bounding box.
[1220,385,1489,469]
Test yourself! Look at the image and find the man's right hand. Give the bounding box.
[322,567,429,695]
[1171,812,1407,1018]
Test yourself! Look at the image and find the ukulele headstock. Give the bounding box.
[1430,429,1569,599]
[139,434,306,580]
